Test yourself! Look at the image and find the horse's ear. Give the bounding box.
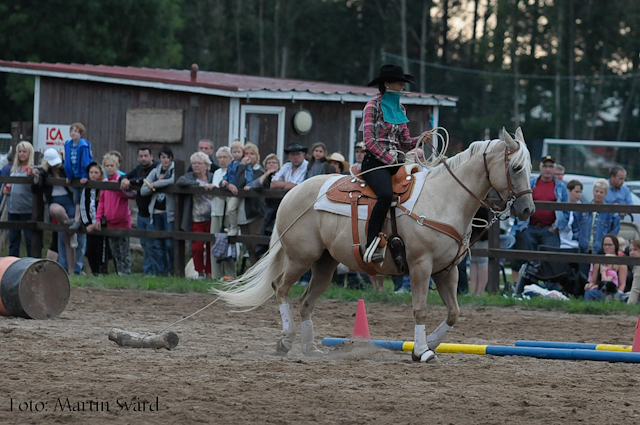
[503,127,517,150]
[515,127,524,141]
[499,127,506,142]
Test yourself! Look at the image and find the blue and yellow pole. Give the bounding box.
[322,338,488,354]
[321,338,640,363]
[515,340,632,352]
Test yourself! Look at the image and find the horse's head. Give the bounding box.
[487,127,535,221]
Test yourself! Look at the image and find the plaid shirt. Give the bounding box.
[362,94,417,164]
[212,232,236,260]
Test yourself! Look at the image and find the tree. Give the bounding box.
[0,0,183,130]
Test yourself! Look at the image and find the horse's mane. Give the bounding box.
[424,137,531,181]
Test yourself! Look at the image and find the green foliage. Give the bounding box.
[2,0,640,146]
[0,0,183,130]
[0,0,183,66]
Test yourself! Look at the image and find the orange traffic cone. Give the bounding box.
[632,315,640,353]
[352,299,371,339]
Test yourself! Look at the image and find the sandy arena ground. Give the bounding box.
[1,287,639,424]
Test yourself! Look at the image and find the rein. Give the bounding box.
[412,140,532,274]
[441,141,532,216]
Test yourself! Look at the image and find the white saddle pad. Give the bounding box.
[314,169,429,220]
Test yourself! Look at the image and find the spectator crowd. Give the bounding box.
[0,124,389,287]
[2,126,640,303]
[509,158,640,303]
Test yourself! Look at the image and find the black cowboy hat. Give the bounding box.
[367,64,417,87]
[284,143,308,154]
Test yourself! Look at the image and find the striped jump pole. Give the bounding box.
[322,338,493,354]
[515,340,632,352]
[321,338,640,363]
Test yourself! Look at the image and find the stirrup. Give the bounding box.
[364,234,386,264]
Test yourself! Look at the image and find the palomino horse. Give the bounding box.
[214,128,535,362]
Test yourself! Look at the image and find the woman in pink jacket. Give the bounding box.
[94,153,136,275]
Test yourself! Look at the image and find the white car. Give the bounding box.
[623,180,640,198]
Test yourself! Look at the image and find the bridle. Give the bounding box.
[423,139,533,274]
[396,138,534,275]
[442,139,532,219]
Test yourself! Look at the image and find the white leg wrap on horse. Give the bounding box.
[301,320,323,356]
[279,303,295,336]
[413,325,435,362]
[427,320,453,350]
[276,304,296,354]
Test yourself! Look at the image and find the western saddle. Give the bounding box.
[325,164,420,275]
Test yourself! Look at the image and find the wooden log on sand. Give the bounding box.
[108,328,179,350]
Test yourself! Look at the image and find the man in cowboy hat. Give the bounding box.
[271,143,309,190]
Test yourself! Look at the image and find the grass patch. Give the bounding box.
[456,292,640,315]
[68,274,640,316]
[70,274,213,293]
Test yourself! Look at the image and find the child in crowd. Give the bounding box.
[597,258,621,297]
[305,142,332,179]
[82,162,109,275]
[220,140,253,236]
[95,154,136,276]
[64,122,93,230]
[106,150,127,176]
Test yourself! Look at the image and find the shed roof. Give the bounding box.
[0,60,457,106]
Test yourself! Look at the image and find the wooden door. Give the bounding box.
[245,113,279,157]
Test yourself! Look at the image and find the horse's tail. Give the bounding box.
[211,225,283,310]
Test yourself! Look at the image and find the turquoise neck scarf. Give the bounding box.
[380,92,409,125]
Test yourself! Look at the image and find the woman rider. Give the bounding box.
[361,64,432,264]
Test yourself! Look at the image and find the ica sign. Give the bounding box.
[37,124,70,152]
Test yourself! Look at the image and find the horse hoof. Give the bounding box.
[302,344,324,357]
[276,339,292,355]
[412,349,436,363]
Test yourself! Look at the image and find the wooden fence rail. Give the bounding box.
[477,202,640,293]
[2,174,640,287]
[0,174,282,276]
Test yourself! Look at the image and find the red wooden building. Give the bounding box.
[0,61,457,171]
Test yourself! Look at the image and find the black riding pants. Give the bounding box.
[361,153,401,247]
